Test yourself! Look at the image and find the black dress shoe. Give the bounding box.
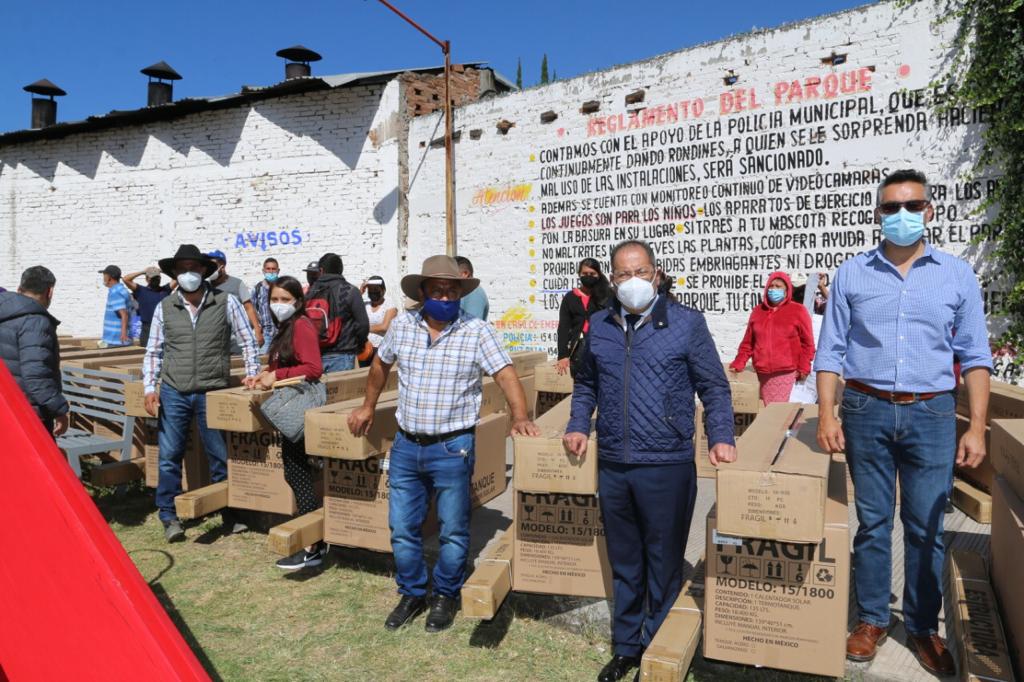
[385,595,427,630]
[424,594,459,633]
[597,654,640,682]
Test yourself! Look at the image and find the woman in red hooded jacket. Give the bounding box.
[729,271,816,405]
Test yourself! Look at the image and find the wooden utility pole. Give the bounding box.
[376,1,457,256]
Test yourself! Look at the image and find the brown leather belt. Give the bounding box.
[846,379,947,405]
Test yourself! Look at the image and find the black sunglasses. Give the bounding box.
[877,200,930,215]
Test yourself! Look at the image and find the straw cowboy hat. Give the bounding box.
[158,244,218,279]
[401,255,479,302]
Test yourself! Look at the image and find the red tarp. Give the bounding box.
[0,361,208,681]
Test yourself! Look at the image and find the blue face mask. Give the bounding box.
[881,208,925,247]
[422,297,460,323]
[264,272,279,283]
[767,289,786,304]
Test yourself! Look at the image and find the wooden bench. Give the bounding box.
[57,366,137,478]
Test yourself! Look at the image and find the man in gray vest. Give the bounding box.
[143,244,260,542]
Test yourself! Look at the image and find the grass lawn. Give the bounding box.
[96,484,838,682]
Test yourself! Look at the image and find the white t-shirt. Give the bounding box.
[366,301,395,348]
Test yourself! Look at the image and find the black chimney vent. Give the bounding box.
[23,79,66,129]
[141,61,182,107]
[276,45,322,80]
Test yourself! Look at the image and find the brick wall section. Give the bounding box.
[405,1,1003,370]
[0,81,405,336]
[401,66,482,119]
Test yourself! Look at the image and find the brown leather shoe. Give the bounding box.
[847,622,890,662]
[907,633,956,676]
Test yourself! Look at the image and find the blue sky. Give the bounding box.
[1,0,868,134]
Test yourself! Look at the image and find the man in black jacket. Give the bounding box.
[0,266,69,437]
[306,252,369,372]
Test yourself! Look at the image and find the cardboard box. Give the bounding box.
[462,532,514,620]
[511,490,612,598]
[305,396,400,460]
[510,350,548,378]
[726,365,761,414]
[322,412,508,552]
[991,420,1024,502]
[990,475,1024,676]
[207,367,398,432]
[126,369,249,418]
[952,479,992,524]
[960,380,1024,423]
[144,419,211,491]
[513,396,596,494]
[640,573,704,682]
[945,550,1016,682]
[715,403,831,543]
[704,461,850,678]
[956,415,994,492]
[694,405,757,478]
[520,374,537,421]
[225,429,322,515]
[533,362,574,394]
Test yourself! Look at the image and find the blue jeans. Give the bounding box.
[321,353,356,373]
[388,431,475,598]
[156,384,229,522]
[840,387,956,636]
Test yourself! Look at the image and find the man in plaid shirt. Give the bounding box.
[349,255,538,633]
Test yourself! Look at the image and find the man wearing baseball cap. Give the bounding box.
[123,266,172,348]
[205,250,261,351]
[302,260,321,292]
[348,255,539,633]
[99,265,132,347]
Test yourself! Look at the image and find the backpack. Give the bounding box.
[305,280,347,349]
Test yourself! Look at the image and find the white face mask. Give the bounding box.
[177,272,203,293]
[206,267,222,283]
[615,276,657,311]
[270,302,297,322]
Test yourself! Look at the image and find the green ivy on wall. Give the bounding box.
[939,0,1024,357]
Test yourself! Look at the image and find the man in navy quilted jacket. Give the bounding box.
[564,240,737,682]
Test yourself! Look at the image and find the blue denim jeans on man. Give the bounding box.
[321,353,356,373]
[156,383,229,522]
[840,387,956,636]
[388,431,475,598]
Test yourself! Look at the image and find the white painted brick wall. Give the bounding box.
[0,80,404,335]
[408,1,1001,371]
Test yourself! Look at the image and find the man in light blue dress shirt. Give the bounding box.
[814,169,992,676]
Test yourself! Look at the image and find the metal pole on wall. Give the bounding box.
[443,42,456,256]
[376,0,457,256]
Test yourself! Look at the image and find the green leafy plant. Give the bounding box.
[940,0,1024,358]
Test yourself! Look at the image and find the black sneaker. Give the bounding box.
[275,543,324,571]
[424,594,459,633]
[385,595,427,630]
[163,519,185,543]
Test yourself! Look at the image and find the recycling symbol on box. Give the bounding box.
[816,568,834,584]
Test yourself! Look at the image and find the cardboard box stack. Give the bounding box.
[322,411,509,551]
[510,395,611,599]
[694,367,760,478]
[704,402,850,678]
[532,362,574,419]
[959,379,1024,422]
[990,418,1024,676]
[945,550,1016,682]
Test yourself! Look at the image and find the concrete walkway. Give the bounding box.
[464,445,989,681]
